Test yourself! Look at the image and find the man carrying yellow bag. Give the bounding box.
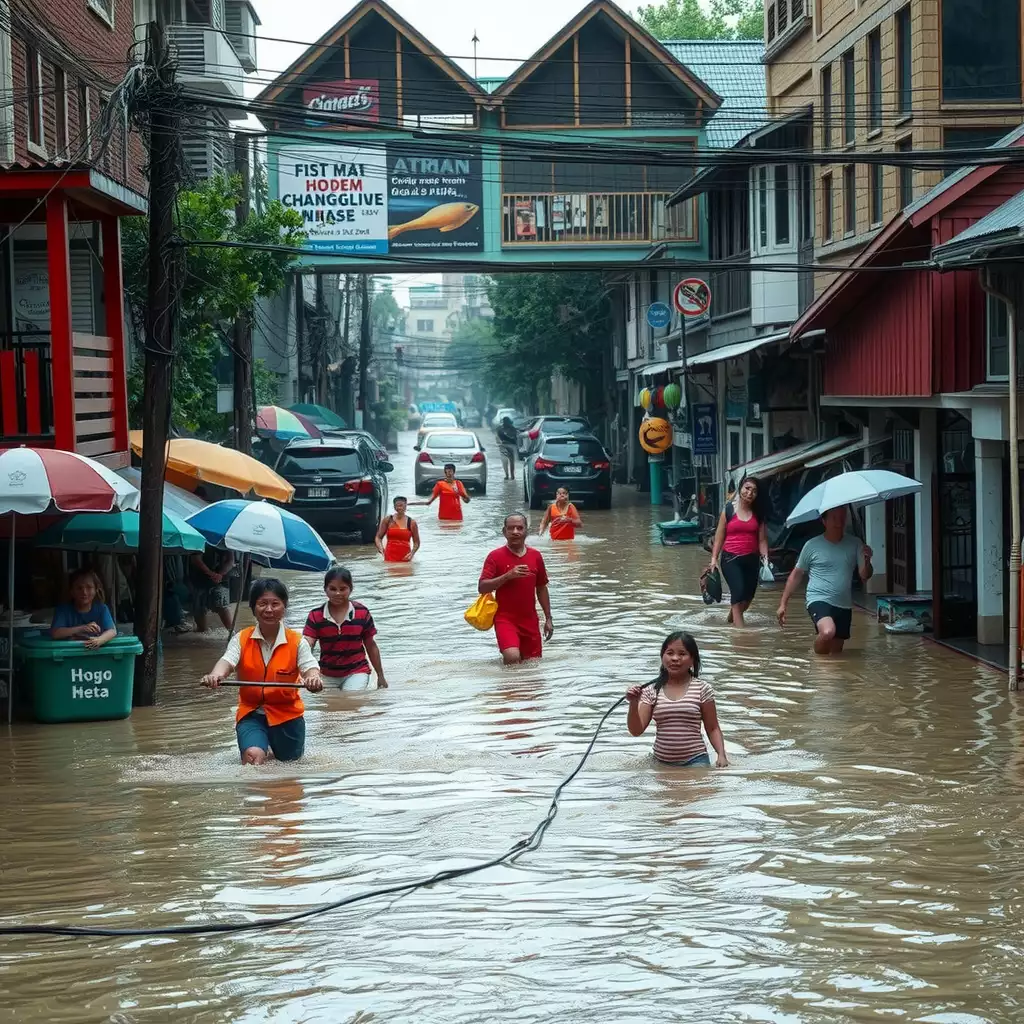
[465,591,498,630]
[475,512,554,665]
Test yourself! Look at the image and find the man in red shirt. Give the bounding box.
[478,512,554,664]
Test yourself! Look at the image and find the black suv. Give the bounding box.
[517,415,592,458]
[273,438,393,543]
[524,434,612,510]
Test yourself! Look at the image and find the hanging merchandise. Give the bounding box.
[654,386,665,409]
[663,382,682,409]
[638,416,673,454]
[639,388,652,410]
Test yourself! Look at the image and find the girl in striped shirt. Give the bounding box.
[626,632,728,768]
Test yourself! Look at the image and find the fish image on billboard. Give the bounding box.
[387,202,479,240]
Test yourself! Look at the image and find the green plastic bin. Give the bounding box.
[17,634,143,723]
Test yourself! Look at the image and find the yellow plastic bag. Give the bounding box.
[464,592,498,630]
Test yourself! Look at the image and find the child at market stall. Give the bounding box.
[625,632,728,768]
[50,569,117,649]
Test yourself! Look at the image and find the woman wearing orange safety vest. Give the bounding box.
[201,578,322,765]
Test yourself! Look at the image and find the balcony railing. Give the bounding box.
[710,253,752,319]
[502,192,698,246]
[168,24,245,107]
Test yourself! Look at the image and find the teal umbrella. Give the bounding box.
[288,402,346,429]
[34,510,206,553]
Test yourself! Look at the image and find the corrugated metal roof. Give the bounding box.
[934,188,1024,253]
[660,40,767,148]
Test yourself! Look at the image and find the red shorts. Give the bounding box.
[494,616,542,660]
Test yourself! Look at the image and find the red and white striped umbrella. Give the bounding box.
[0,447,140,515]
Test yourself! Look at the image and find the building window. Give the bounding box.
[774,165,790,245]
[87,0,115,28]
[78,84,92,158]
[843,164,856,234]
[942,0,1021,102]
[870,161,883,225]
[800,162,813,242]
[896,6,912,116]
[54,66,69,156]
[778,0,788,35]
[987,293,1010,380]
[943,127,1007,177]
[842,49,855,145]
[25,45,43,150]
[822,172,833,241]
[757,166,768,248]
[821,65,832,148]
[868,29,882,133]
[416,319,434,332]
[767,2,776,42]
[897,137,913,207]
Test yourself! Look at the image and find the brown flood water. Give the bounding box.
[1,432,1021,1023]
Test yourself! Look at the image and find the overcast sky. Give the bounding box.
[255,0,597,85]
[251,0,606,305]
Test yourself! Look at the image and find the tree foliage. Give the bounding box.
[635,0,764,40]
[123,175,305,436]
[483,272,611,415]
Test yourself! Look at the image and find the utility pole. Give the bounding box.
[232,131,252,455]
[294,273,306,403]
[134,4,180,705]
[358,273,371,430]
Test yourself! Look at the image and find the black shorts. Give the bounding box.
[807,602,852,640]
[721,551,760,605]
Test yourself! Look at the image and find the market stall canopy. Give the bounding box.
[288,403,347,429]
[256,406,323,441]
[117,468,207,520]
[128,432,295,503]
[0,447,139,515]
[34,510,206,554]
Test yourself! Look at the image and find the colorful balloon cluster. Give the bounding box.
[636,382,682,411]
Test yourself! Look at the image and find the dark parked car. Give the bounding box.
[517,415,592,458]
[273,438,392,543]
[524,434,612,510]
[323,428,390,462]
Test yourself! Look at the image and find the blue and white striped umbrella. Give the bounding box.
[186,499,335,571]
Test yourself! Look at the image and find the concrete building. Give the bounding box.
[765,0,1024,290]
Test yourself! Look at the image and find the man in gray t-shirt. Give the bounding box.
[776,506,873,655]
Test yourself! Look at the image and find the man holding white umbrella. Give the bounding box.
[776,506,873,655]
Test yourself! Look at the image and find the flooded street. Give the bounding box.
[1,432,1020,1023]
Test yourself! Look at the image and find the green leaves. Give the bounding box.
[635,0,764,40]
[123,174,306,435]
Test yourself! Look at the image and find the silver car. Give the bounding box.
[414,430,488,495]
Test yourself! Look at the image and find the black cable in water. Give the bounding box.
[0,696,626,939]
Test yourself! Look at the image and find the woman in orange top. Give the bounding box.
[539,487,582,540]
[375,495,421,561]
[419,462,470,522]
[201,578,322,765]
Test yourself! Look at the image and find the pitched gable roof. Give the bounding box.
[254,0,488,107]
[491,0,722,113]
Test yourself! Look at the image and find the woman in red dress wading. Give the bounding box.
[416,463,470,522]
[375,495,421,562]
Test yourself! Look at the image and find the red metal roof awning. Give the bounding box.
[0,165,147,216]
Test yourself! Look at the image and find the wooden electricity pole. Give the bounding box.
[134,6,181,705]
[232,131,252,456]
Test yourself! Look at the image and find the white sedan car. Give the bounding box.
[414,430,487,495]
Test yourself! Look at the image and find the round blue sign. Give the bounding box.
[646,301,671,329]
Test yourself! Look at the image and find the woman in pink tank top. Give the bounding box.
[710,476,769,626]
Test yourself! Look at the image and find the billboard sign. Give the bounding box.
[302,80,379,123]
[277,142,483,255]
[386,144,483,252]
[278,145,389,254]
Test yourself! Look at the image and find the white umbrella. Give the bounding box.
[785,469,922,527]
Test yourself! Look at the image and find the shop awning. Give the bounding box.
[732,437,853,481]
[803,435,890,468]
[686,331,789,368]
[637,359,681,376]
